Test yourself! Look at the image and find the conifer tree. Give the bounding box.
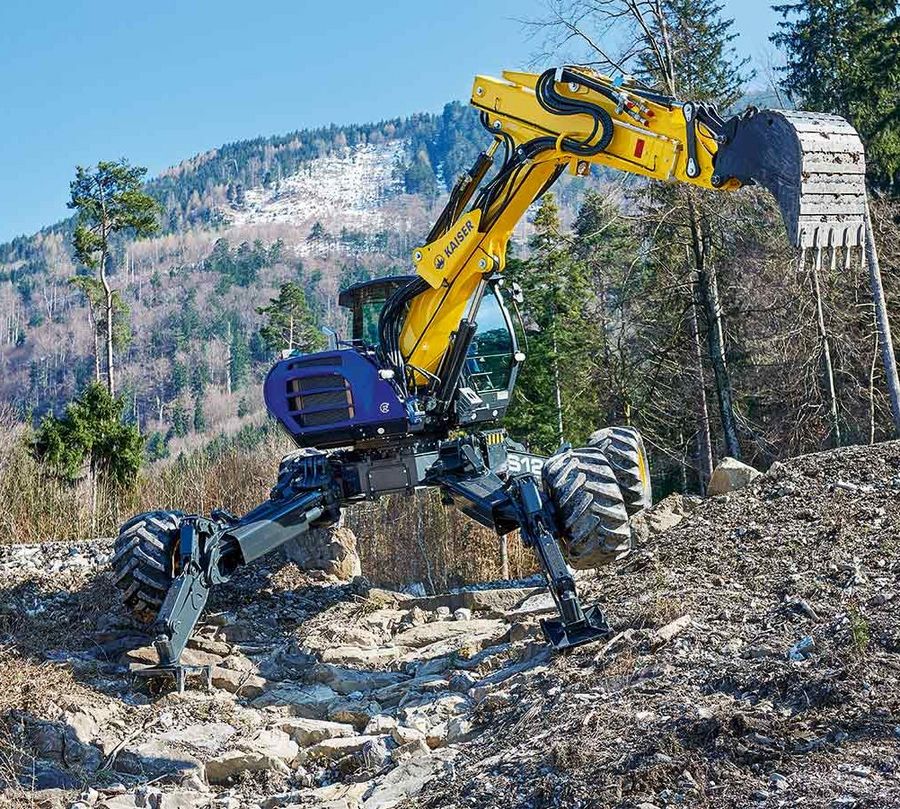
[257,282,324,355]
[68,160,161,395]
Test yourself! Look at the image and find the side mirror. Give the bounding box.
[511,282,524,305]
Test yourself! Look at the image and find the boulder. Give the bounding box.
[393,619,505,650]
[276,717,356,747]
[403,588,543,617]
[26,718,102,771]
[391,739,432,764]
[361,749,456,808]
[121,645,224,668]
[186,636,232,657]
[707,457,761,496]
[204,748,290,784]
[321,646,402,666]
[309,663,407,696]
[391,725,426,745]
[360,736,391,770]
[630,493,692,544]
[155,722,237,755]
[210,666,267,698]
[306,734,384,762]
[113,738,203,781]
[251,683,338,717]
[364,715,399,735]
[289,782,371,809]
[327,697,382,730]
[373,675,448,708]
[283,524,362,581]
[247,728,299,764]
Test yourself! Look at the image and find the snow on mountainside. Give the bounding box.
[228,140,408,231]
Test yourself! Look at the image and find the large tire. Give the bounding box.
[542,446,631,569]
[111,510,182,622]
[588,426,652,516]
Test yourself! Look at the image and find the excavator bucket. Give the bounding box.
[714,109,867,249]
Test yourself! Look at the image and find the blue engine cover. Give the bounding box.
[263,348,410,449]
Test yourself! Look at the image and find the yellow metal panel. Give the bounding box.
[397,67,741,385]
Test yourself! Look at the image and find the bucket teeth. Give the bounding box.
[715,108,867,249]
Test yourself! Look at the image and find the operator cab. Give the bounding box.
[338,276,417,348]
[337,275,523,425]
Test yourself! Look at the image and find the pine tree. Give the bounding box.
[33,382,144,489]
[505,194,599,451]
[68,160,161,395]
[257,282,324,355]
[230,326,251,389]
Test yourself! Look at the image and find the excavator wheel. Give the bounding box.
[588,426,652,516]
[542,446,631,570]
[111,510,183,623]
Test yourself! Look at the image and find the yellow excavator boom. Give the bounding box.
[394,66,867,385]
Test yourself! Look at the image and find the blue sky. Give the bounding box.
[0,0,780,244]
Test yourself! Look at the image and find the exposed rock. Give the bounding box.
[393,619,505,649]
[210,666,267,698]
[452,607,472,621]
[251,683,338,717]
[309,662,408,695]
[204,748,290,784]
[277,717,356,747]
[283,524,362,581]
[306,734,384,762]
[707,457,761,496]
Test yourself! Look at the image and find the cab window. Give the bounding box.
[464,291,513,393]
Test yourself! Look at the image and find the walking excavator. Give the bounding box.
[112,66,867,686]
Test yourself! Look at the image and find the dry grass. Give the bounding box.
[0,419,537,589]
[0,650,81,806]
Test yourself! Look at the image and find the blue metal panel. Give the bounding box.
[263,348,409,448]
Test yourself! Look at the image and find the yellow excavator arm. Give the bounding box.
[391,66,867,386]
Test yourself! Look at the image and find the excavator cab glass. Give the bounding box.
[465,291,514,394]
[338,275,417,348]
[457,281,521,424]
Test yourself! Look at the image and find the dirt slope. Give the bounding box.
[1,441,899,809]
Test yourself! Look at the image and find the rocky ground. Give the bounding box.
[1,442,899,809]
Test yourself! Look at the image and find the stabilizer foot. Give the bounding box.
[131,663,214,694]
[540,604,611,651]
